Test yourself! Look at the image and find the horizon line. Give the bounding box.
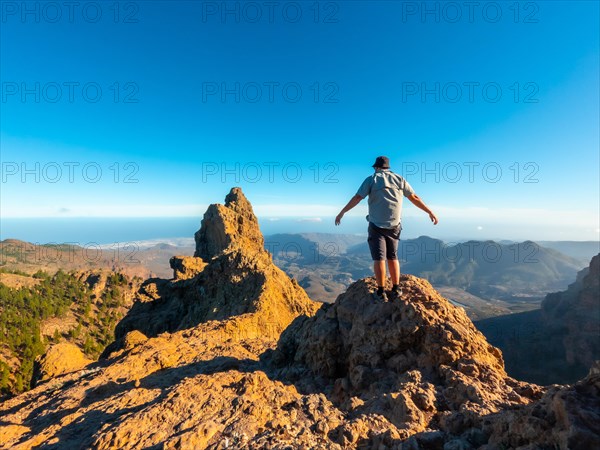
[1,236,599,245]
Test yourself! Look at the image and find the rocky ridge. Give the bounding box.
[0,188,598,449]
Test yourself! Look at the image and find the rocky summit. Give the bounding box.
[1,188,598,450]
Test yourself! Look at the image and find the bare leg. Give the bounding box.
[373,260,386,287]
[387,259,400,285]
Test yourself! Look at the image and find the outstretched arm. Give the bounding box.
[407,193,438,224]
[335,194,363,225]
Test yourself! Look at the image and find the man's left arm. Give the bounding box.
[407,193,439,225]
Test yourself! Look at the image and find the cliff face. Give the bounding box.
[0,188,598,450]
[542,253,600,369]
[474,253,600,385]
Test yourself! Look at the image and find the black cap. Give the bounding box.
[372,156,390,169]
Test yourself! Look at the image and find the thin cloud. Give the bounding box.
[296,217,323,223]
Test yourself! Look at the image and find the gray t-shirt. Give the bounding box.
[356,169,415,229]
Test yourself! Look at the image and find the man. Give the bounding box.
[335,156,438,301]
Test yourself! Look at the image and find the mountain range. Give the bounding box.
[267,234,590,320]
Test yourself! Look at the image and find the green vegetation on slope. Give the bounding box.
[0,270,131,396]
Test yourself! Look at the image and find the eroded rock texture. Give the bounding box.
[1,188,597,450]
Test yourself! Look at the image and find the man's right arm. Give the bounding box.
[336,176,371,225]
[335,194,363,225]
[407,193,438,225]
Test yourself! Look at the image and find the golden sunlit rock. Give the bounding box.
[1,188,598,450]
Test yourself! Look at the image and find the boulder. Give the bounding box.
[32,343,92,385]
[169,255,207,280]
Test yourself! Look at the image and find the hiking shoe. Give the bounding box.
[372,290,388,302]
[388,286,403,301]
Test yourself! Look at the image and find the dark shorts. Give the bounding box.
[367,222,401,261]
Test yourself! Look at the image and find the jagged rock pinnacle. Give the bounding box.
[194,187,265,261]
[109,187,319,343]
[224,186,254,213]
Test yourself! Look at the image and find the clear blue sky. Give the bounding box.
[1,1,598,241]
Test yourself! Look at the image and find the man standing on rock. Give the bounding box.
[335,156,438,301]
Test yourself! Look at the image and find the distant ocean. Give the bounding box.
[0,217,368,246]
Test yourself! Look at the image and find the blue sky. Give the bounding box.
[1,1,599,241]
